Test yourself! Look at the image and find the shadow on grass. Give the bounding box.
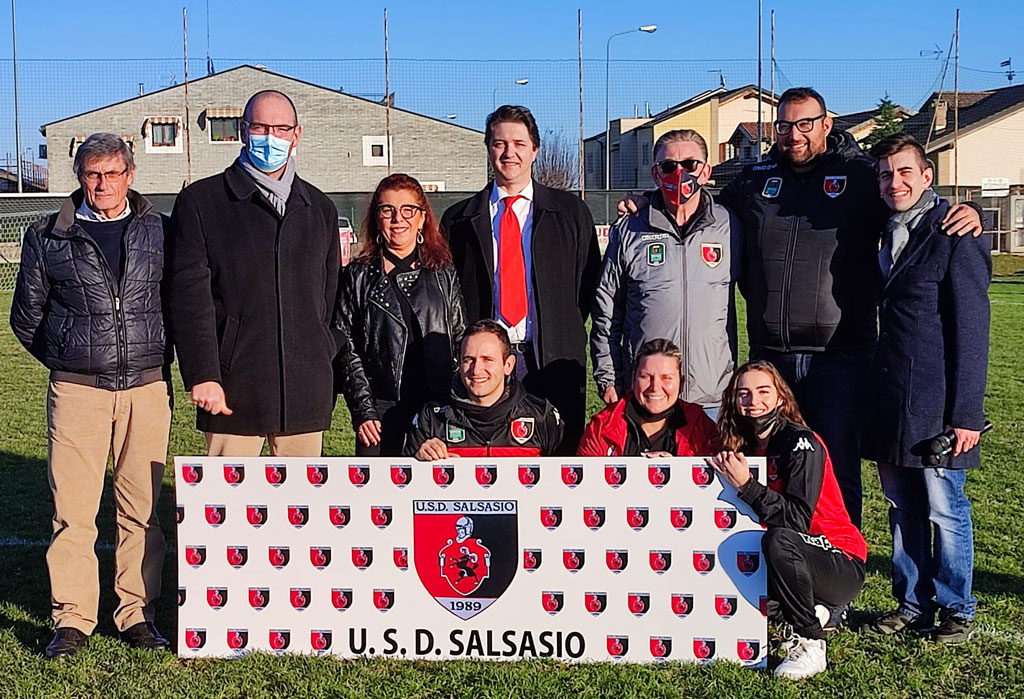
[867,551,1024,600]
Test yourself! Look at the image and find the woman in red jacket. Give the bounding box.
[578,339,719,457]
[708,360,866,680]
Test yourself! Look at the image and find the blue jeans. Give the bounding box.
[750,347,871,527]
[877,464,976,622]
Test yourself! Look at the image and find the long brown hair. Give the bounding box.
[357,173,452,271]
[717,360,806,451]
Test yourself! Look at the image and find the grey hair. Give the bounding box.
[653,129,709,163]
[73,133,135,179]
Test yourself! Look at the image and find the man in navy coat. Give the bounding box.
[861,133,991,645]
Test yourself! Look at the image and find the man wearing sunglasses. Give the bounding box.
[592,129,739,420]
[169,89,339,457]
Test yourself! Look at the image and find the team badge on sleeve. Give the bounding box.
[510,417,535,444]
[823,175,847,198]
[761,177,782,198]
[647,242,666,266]
[700,242,723,269]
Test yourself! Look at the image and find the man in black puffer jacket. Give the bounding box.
[10,133,173,659]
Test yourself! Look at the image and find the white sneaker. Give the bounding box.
[774,635,827,680]
[814,604,831,629]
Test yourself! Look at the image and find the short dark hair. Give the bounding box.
[633,338,682,378]
[778,87,827,114]
[485,105,540,149]
[461,319,512,359]
[870,132,932,172]
[243,90,299,124]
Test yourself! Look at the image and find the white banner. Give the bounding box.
[175,457,767,666]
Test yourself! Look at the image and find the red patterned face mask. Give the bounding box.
[655,163,700,208]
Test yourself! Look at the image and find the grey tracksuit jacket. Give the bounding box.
[590,190,740,408]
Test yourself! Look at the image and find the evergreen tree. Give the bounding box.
[864,97,903,146]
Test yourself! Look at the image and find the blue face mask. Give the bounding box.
[246,133,292,172]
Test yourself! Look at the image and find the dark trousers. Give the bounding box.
[764,527,865,639]
[354,401,417,457]
[750,347,872,527]
[518,348,586,456]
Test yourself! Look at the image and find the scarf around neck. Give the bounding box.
[883,188,937,269]
[238,148,296,217]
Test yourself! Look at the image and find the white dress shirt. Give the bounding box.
[489,180,536,344]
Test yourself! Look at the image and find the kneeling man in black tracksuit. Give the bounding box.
[407,319,563,459]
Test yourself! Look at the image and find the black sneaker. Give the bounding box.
[120,621,170,651]
[44,627,89,659]
[861,610,930,636]
[934,615,975,645]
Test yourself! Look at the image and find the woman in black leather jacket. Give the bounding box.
[335,174,466,455]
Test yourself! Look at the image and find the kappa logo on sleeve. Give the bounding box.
[794,437,815,452]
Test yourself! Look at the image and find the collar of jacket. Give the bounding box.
[53,188,153,237]
[223,159,311,209]
[463,180,560,218]
[646,188,716,239]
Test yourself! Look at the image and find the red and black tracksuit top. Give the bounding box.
[738,418,867,562]
[405,381,563,457]
[576,396,721,457]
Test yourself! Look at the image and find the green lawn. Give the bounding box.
[1,281,1023,698]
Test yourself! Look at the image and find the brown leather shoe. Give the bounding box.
[44,627,89,659]
[120,621,170,651]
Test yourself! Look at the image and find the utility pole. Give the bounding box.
[11,0,23,192]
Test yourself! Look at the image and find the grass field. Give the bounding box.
[1,274,1023,698]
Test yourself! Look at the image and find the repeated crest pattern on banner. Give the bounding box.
[176,457,767,665]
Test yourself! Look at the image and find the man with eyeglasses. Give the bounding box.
[168,89,339,457]
[591,129,739,420]
[11,133,173,657]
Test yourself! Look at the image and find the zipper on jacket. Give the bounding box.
[679,237,689,391]
[779,216,800,350]
[73,230,127,389]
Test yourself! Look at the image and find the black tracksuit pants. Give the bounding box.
[764,527,865,639]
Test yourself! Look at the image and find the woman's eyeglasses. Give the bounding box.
[376,204,425,220]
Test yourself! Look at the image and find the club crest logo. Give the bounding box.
[290,588,311,610]
[227,629,248,651]
[433,465,455,487]
[307,465,328,486]
[563,549,585,572]
[374,589,394,611]
[351,547,373,570]
[738,639,761,662]
[348,465,370,486]
[540,506,562,530]
[475,465,497,487]
[737,551,761,575]
[767,457,779,482]
[672,593,694,618]
[268,546,290,569]
[627,506,649,530]
[206,587,227,610]
[310,546,331,570]
[227,545,248,568]
[391,465,412,487]
[693,550,716,574]
[694,638,717,661]
[523,549,542,571]
[246,505,268,527]
[824,175,847,198]
[561,465,583,487]
[542,590,564,614]
[371,505,393,529]
[329,505,350,528]
[269,629,291,651]
[714,507,737,531]
[331,588,352,610]
[204,504,226,526]
[311,630,333,652]
[604,465,627,487]
[510,417,535,444]
[650,636,672,660]
[287,505,309,527]
[185,628,206,650]
[648,464,670,487]
[413,500,517,619]
[223,464,244,485]
[393,547,409,570]
[671,507,692,531]
[518,465,540,487]
[175,505,184,524]
[607,635,629,659]
[692,464,714,487]
[181,464,203,484]
[715,594,737,619]
[585,591,607,615]
[701,242,723,269]
[650,550,672,573]
[248,587,270,610]
[606,549,629,573]
[185,545,206,568]
[628,592,650,617]
[177,587,186,606]
[583,506,606,530]
[265,464,286,485]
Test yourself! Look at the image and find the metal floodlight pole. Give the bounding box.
[953,8,960,203]
[11,0,23,192]
[385,7,391,175]
[605,24,657,190]
[757,0,763,162]
[183,7,192,185]
[770,9,776,143]
[578,9,585,199]
[492,79,528,111]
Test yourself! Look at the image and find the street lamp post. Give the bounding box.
[492,78,529,111]
[605,25,657,190]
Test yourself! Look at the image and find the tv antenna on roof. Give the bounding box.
[920,43,944,60]
[1001,58,1014,83]
[708,69,726,89]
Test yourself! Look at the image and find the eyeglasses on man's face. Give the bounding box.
[376,204,425,220]
[81,167,130,185]
[242,120,297,136]
[774,114,827,136]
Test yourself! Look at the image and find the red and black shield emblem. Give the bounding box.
[185,546,206,568]
[563,549,585,572]
[759,595,769,616]
[329,505,349,528]
[561,465,583,487]
[767,458,779,482]
[307,465,328,486]
[737,551,761,575]
[223,464,244,485]
[393,547,408,570]
[605,465,627,487]
[510,417,535,444]
[694,638,716,660]
[523,549,542,571]
[693,550,716,574]
[290,588,311,610]
[269,629,291,650]
[648,464,670,486]
[331,588,352,610]
[227,545,248,568]
[371,505,393,528]
[585,591,607,615]
[671,507,692,531]
[606,549,628,572]
[248,587,270,610]
[185,628,206,650]
[374,588,395,611]
[433,465,454,487]
[311,630,332,651]
[540,506,562,529]
[181,464,203,484]
[227,629,248,650]
[288,505,309,527]
[204,504,226,526]
[714,507,737,531]
[206,587,227,610]
[628,592,650,616]
[700,242,723,268]
[246,505,268,527]
[650,550,672,573]
[626,506,649,530]
[737,639,760,662]
[352,547,373,570]
[692,464,714,487]
[475,465,497,486]
[268,546,290,569]
[672,593,694,618]
[650,636,672,659]
[177,587,186,606]
[607,635,629,658]
[349,465,370,486]
[583,506,606,530]
[310,546,331,569]
[518,465,540,487]
[175,505,184,524]
[414,499,517,619]
[823,175,847,198]
[715,594,737,618]
[391,465,412,487]
[542,590,563,614]
[265,464,287,485]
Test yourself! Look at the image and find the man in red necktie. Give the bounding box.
[443,106,601,453]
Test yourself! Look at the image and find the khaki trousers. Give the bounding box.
[46,379,172,634]
[204,431,323,457]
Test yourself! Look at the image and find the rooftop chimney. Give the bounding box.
[935,100,948,131]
